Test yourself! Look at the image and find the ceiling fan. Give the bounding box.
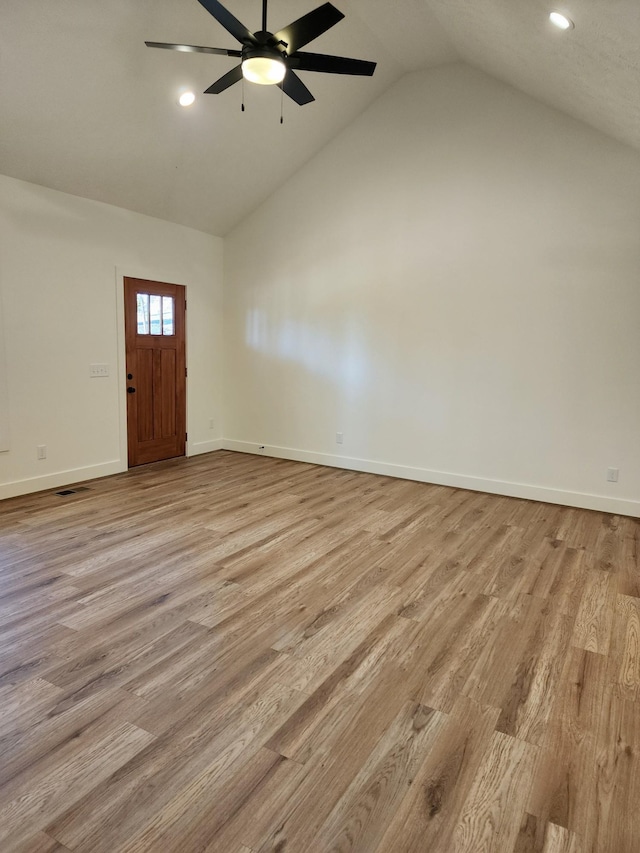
[146,0,376,106]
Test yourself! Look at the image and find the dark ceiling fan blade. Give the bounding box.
[288,51,376,76]
[145,41,242,57]
[278,69,315,105]
[204,64,244,94]
[274,3,344,54]
[196,0,257,45]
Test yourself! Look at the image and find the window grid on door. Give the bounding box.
[136,293,175,336]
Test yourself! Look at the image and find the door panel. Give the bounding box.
[124,277,186,467]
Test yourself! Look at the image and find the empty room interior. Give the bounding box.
[1,0,640,851]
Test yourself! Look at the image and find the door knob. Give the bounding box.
[127,386,136,394]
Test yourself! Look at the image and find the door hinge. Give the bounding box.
[185,367,188,377]
[185,432,188,442]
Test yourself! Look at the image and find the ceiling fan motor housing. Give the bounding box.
[242,40,286,62]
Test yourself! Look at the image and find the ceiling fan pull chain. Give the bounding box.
[280,84,284,124]
[241,76,245,112]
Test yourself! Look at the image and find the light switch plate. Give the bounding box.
[90,364,109,378]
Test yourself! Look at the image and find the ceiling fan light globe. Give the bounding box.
[242,56,286,85]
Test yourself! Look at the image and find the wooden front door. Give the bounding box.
[124,277,186,467]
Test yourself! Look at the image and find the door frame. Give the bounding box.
[115,267,189,470]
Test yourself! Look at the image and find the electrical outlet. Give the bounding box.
[209,419,215,430]
[37,445,46,460]
[336,432,343,445]
[90,364,109,378]
[607,467,619,483]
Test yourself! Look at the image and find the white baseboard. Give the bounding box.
[189,439,224,456]
[222,440,640,518]
[3,442,637,519]
[0,440,221,500]
[0,460,125,501]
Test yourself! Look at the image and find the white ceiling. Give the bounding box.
[1,0,638,236]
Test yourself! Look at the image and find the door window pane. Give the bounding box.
[149,295,162,335]
[162,296,175,336]
[136,292,176,336]
[136,293,150,335]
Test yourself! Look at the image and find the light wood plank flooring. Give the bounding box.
[1,451,639,852]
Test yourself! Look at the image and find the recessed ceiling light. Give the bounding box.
[549,11,574,30]
[178,91,196,107]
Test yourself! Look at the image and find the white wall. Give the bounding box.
[0,283,9,452]
[0,175,223,499]
[224,64,640,517]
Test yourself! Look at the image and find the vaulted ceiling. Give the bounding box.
[1,0,638,236]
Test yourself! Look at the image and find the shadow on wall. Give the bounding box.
[246,307,369,395]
